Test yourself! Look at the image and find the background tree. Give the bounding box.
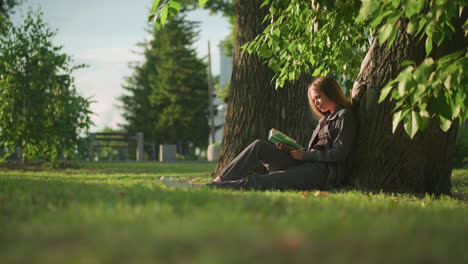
[0,0,19,17]
[119,47,158,147]
[0,0,20,34]
[0,10,93,162]
[119,13,209,156]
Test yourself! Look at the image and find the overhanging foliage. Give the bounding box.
[148,0,467,138]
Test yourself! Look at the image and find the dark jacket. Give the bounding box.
[303,106,357,189]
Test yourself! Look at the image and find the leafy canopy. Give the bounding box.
[0,10,93,162]
[148,0,234,30]
[365,0,467,138]
[0,0,19,17]
[148,0,467,139]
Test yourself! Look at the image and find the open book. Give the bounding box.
[268,128,303,149]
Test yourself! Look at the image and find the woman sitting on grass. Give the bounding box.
[161,76,357,191]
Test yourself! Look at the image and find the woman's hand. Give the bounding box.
[289,149,304,160]
[276,143,295,152]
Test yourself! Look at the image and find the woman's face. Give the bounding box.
[310,88,337,113]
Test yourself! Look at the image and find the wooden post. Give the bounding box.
[136,132,144,161]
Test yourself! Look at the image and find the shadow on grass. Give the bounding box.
[0,161,217,175]
[0,175,301,225]
[0,161,81,171]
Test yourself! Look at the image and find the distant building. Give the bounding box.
[212,41,232,143]
[219,41,233,88]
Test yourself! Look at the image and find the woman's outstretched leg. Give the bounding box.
[216,139,301,182]
[210,162,328,191]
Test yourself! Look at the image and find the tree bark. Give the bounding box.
[350,16,467,194]
[215,0,314,175]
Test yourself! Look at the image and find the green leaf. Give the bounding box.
[160,6,169,25]
[400,60,415,67]
[169,1,181,12]
[392,110,403,133]
[439,116,452,132]
[438,51,464,65]
[454,91,464,115]
[452,105,461,118]
[154,21,161,30]
[386,12,401,24]
[417,17,427,35]
[379,82,394,103]
[443,75,452,90]
[150,0,161,13]
[403,112,412,136]
[357,0,379,21]
[370,10,393,28]
[199,0,208,7]
[260,0,270,8]
[312,67,322,76]
[432,30,444,47]
[413,58,434,83]
[387,26,398,48]
[398,79,409,97]
[147,14,156,23]
[269,60,280,73]
[240,42,253,53]
[379,23,394,45]
[406,18,418,35]
[429,95,452,120]
[403,0,425,17]
[413,84,426,100]
[403,111,419,139]
[392,109,410,133]
[425,37,433,56]
[273,28,280,37]
[410,110,420,138]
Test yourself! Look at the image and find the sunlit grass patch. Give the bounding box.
[0,163,466,264]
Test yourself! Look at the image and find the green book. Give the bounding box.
[268,128,303,149]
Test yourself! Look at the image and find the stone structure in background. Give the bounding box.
[159,144,177,162]
[207,143,221,162]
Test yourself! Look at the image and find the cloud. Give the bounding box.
[73,47,144,132]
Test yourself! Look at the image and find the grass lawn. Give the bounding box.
[0,162,467,264]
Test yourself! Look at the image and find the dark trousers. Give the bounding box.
[209,140,328,191]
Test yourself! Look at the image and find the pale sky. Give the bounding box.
[11,0,230,131]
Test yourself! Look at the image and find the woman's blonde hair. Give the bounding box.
[307,76,351,117]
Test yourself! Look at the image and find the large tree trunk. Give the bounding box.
[215,0,313,175]
[350,16,467,194]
